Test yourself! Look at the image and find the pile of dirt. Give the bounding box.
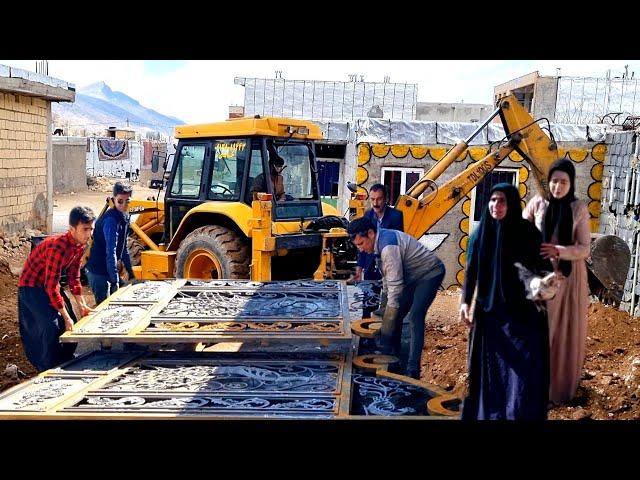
[87,176,135,193]
[420,289,640,420]
[0,248,37,392]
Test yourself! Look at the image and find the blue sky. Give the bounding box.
[143,60,188,76]
[2,60,639,124]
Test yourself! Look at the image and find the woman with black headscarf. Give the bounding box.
[523,159,590,404]
[460,183,552,420]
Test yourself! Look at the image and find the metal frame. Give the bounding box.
[1,280,459,419]
[63,279,352,347]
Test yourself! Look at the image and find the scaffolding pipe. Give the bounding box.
[631,230,640,317]
[608,171,616,206]
[624,171,631,205]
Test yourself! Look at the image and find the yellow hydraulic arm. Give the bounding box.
[396,94,560,239]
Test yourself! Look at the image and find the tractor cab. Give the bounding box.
[164,118,324,242]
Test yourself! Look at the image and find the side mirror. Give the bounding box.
[151,151,161,173]
[347,181,358,194]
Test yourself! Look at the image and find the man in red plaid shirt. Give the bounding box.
[18,206,96,371]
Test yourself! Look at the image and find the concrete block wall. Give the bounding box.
[416,103,493,122]
[532,76,559,122]
[599,130,640,315]
[0,92,50,235]
[52,137,88,194]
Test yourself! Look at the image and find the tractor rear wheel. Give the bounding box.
[175,225,250,279]
[127,236,145,266]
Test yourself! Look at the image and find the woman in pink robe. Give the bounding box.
[523,159,591,404]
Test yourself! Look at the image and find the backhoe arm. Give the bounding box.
[398,135,522,238]
[396,94,559,239]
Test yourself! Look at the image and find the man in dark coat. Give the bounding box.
[86,181,135,305]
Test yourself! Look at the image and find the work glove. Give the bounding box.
[371,289,388,318]
[375,305,400,355]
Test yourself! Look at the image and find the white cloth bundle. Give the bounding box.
[514,262,558,302]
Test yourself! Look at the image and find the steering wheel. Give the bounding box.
[211,184,232,195]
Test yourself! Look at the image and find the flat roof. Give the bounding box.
[175,116,323,140]
[0,64,75,102]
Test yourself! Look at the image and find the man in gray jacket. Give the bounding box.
[348,216,445,379]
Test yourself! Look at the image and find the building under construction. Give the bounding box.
[494,70,640,128]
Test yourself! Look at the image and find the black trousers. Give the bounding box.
[18,286,77,372]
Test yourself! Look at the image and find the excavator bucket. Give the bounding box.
[587,234,631,305]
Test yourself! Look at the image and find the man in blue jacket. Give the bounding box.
[354,184,404,318]
[86,182,135,305]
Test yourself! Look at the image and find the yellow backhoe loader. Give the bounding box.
[96,116,355,282]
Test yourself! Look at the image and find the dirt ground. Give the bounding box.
[1,183,639,418]
[421,289,640,420]
[53,183,162,233]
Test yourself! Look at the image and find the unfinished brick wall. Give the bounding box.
[0,92,49,235]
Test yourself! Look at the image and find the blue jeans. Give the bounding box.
[388,267,446,377]
[86,269,118,306]
[18,286,77,372]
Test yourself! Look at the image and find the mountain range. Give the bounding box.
[52,81,185,138]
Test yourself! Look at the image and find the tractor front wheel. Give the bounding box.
[175,225,249,279]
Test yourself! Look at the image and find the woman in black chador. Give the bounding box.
[459,183,552,420]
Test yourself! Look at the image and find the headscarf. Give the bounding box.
[544,159,576,277]
[473,183,524,310]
